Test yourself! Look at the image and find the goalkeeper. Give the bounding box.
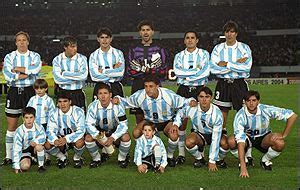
[127,20,168,124]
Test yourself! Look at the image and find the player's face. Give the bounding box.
[184,32,198,51]
[58,98,72,113]
[23,114,35,129]
[198,91,212,111]
[143,125,155,139]
[97,88,112,107]
[98,34,112,50]
[245,95,259,114]
[15,34,29,53]
[64,43,77,58]
[144,82,159,98]
[139,25,154,44]
[34,87,47,97]
[224,29,237,45]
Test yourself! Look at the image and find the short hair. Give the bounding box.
[184,30,199,39]
[23,107,36,117]
[142,121,155,131]
[63,36,77,47]
[244,90,260,101]
[144,75,160,85]
[15,31,30,42]
[33,79,48,89]
[137,20,154,31]
[223,20,238,33]
[97,27,112,38]
[97,83,112,94]
[57,91,72,101]
[198,86,213,97]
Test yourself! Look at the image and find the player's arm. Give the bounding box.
[110,105,128,142]
[157,138,168,168]
[52,57,74,84]
[103,50,125,78]
[226,45,252,73]
[210,46,231,74]
[33,124,47,145]
[173,53,198,78]
[24,53,42,75]
[3,54,22,82]
[12,129,23,171]
[46,111,59,145]
[65,108,86,143]
[150,48,168,77]
[186,51,210,81]
[62,55,88,81]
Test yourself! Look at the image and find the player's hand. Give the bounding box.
[13,66,26,73]
[239,167,250,178]
[104,137,114,146]
[30,141,37,147]
[237,57,248,63]
[218,61,228,67]
[112,97,120,105]
[18,74,28,79]
[159,166,165,173]
[98,69,103,73]
[113,62,122,69]
[59,137,67,146]
[54,139,60,146]
[208,162,218,172]
[189,100,198,107]
[138,164,147,173]
[271,133,284,142]
[15,169,22,174]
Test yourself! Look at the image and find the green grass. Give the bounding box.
[0,84,299,190]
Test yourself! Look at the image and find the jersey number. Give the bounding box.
[153,113,158,119]
[63,128,72,135]
[103,118,108,125]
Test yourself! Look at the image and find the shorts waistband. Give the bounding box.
[219,78,244,83]
[59,87,82,93]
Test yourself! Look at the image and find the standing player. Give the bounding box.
[27,79,56,165]
[89,27,125,99]
[2,31,42,165]
[210,21,253,160]
[12,107,46,173]
[173,87,228,171]
[173,31,210,164]
[85,83,131,168]
[44,92,86,169]
[228,90,297,177]
[52,36,88,111]
[134,122,167,173]
[114,76,196,167]
[127,20,168,124]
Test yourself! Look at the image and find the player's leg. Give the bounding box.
[217,134,229,168]
[185,132,206,168]
[73,138,85,168]
[260,132,285,171]
[164,122,179,167]
[44,141,67,169]
[34,144,46,173]
[133,120,146,139]
[118,132,131,168]
[176,122,187,165]
[20,157,32,172]
[85,134,101,168]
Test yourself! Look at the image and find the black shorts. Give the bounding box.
[153,121,171,132]
[93,81,124,100]
[213,78,248,111]
[58,88,86,111]
[5,86,35,117]
[130,78,145,115]
[246,132,271,153]
[20,146,36,161]
[176,84,204,100]
[142,154,155,171]
[193,130,212,146]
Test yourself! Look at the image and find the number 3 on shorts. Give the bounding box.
[215,91,220,99]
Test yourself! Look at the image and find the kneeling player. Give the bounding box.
[173,87,229,171]
[85,83,131,168]
[228,90,298,177]
[45,92,86,169]
[12,107,46,173]
[134,122,167,173]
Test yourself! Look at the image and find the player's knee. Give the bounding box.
[85,134,94,142]
[227,136,237,150]
[121,133,131,142]
[35,144,44,152]
[75,139,85,148]
[220,136,229,150]
[44,141,52,150]
[133,128,142,139]
[185,137,196,149]
[21,162,31,171]
[274,139,285,151]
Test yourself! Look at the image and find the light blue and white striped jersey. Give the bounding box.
[174,104,223,162]
[234,104,294,143]
[134,134,168,168]
[174,48,210,86]
[12,123,46,169]
[118,88,193,123]
[210,41,252,79]
[86,100,128,140]
[89,46,125,83]
[47,105,86,144]
[52,52,88,90]
[3,50,41,87]
[27,94,56,125]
